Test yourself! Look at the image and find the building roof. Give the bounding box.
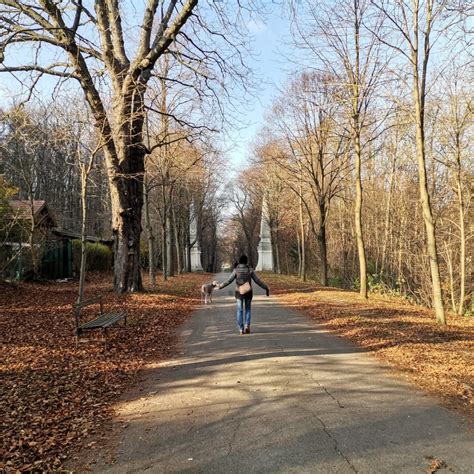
[9,200,56,227]
[52,228,113,245]
[9,199,46,215]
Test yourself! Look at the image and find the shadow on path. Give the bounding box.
[84,273,473,473]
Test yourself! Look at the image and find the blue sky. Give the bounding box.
[0,4,294,171]
[226,11,293,167]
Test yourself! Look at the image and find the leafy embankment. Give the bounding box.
[1,272,208,472]
[264,273,473,420]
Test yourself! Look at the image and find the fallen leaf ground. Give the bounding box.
[263,273,473,421]
[0,272,209,472]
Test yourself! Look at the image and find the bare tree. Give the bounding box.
[228,173,262,268]
[0,175,20,278]
[434,65,473,315]
[0,106,51,278]
[0,1,255,292]
[290,0,388,297]
[370,0,467,323]
[269,72,350,286]
[69,122,103,303]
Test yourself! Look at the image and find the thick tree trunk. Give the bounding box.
[110,145,144,293]
[318,230,328,286]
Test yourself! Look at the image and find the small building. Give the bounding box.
[2,200,73,280]
[2,200,112,281]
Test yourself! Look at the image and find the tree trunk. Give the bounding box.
[318,201,328,286]
[28,193,39,279]
[275,231,281,274]
[297,230,302,277]
[457,179,466,315]
[160,182,168,281]
[443,241,457,313]
[413,117,445,322]
[412,35,446,323]
[397,210,406,293]
[186,243,192,273]
[143,174,156,288]
[78,168,88,303]
[354,135,367,298]
[352,3,367,299]
[161,223,167,281]
[381,156,397,274]
[299,183,306,281]
[110,144,144,293]
[172,205,182,274]
[318,231,328,286]
[340,199,348,281]
[166,209,174,277]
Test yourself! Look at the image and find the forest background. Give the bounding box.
[0,0,472,321]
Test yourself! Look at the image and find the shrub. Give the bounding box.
[72,239,113,273]
[328,276,345,288]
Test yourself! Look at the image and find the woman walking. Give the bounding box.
[217,255,270,335]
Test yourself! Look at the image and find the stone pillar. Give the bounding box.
[256,197,274,271]
[189,203,203,272]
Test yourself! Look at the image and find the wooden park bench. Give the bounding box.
[72,296,127,349]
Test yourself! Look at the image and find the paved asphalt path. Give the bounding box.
[90,273,473,473]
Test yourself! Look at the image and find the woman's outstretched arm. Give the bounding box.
[251,271,269,294]
[218,271,236,289]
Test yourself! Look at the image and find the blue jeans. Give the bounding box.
[236,298,251,331]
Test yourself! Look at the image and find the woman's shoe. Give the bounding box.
[245,326,250,334]
[239,329,244,335]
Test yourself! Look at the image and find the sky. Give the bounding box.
[0,3,295,171]
[226,10,293,168]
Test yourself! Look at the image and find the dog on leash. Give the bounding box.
[201,281,219,304]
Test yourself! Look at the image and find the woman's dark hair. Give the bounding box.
[233,261,238,269]
[238,255,248,265]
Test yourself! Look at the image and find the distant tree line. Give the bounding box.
[224,0,472,321]
[0,99,225,284]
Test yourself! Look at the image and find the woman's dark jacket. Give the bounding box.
[218,264,269,300]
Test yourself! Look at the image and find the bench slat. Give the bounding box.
[79,312,125,330]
